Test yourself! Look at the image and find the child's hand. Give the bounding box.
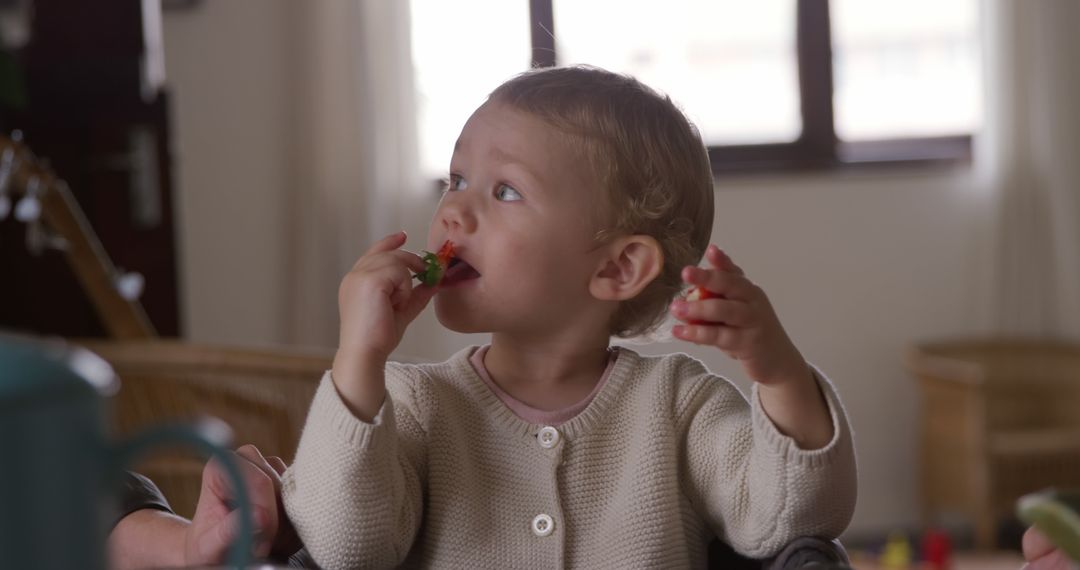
[337,231,437,364]
[332,231,437,420]
[672,245,833,448]
[670,244,809,387]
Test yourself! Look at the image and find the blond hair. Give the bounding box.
[489,66,715,338]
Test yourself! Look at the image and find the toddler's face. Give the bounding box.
[428,101,611,336]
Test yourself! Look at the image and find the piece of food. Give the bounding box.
[1017,489,1080,562]
[414,240,456,286]
[685,286,716,302]
[683,286,723,325]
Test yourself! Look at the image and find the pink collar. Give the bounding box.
[468,345,618,426]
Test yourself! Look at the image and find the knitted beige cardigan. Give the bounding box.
[283,347,857,569]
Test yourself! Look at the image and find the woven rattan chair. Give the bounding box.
[78,339,333,518]
[908,338,1080,549]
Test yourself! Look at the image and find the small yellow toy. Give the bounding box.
[880,532,912,569]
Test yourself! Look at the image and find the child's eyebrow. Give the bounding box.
[453,136,544,188]
[491,147,547,189]
[489,145,523,167]
[454,136,524,166]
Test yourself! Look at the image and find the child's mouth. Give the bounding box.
[441,257,481,287]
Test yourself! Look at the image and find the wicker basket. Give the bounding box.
[908,338,1080,549]
[78,339,333,518]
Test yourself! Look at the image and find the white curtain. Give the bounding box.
[284,0,425,347]
[980,0,1080,339]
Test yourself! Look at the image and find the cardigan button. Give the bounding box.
[537,426,560,449]
[531,513,555,537]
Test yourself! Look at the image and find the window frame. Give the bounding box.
[528,0,973,174]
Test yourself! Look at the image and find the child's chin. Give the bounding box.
[434,299,486,333]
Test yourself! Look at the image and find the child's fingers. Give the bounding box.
[351,232,409,271]
[398,282,438,324]
[387,262,439,317]
[681,265,756,301]
[387,266,418,307]
[704,245,744,276]
[672,323,738,347]
[362,230,408,257]
[670,297,752,327]
[357,250,427,276]
[388,250,428,274]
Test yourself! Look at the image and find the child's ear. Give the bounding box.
[590,235,663,301]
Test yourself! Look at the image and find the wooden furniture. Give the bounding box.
[908,338,1080,549]
[78,339,333,518]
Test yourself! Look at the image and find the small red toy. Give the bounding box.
[921,528,952,570]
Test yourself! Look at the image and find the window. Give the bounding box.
[410,0,981,177]
[831,0,981,141]
[410,0,531,179]
[553,0,801,146]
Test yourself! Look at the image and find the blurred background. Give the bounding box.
[1,0,1078,560]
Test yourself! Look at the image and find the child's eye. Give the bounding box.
[495,184,522,202]
[446,174,467,192]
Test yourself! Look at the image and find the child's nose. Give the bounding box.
[439,200,477,235]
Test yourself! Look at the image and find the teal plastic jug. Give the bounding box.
[0,332,252,569]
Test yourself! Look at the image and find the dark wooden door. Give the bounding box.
[0,0,180,337]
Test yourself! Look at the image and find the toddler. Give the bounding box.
[282,65,857,569]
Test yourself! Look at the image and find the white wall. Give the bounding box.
[163,5,999,536]
[162,1,295,346]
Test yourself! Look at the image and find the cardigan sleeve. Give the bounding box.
[678,366,857,559]
[282,367,428,570]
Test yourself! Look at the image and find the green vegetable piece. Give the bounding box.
[1018,489,1080,562]
[413,240,455,286]
[415,251,445,286]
